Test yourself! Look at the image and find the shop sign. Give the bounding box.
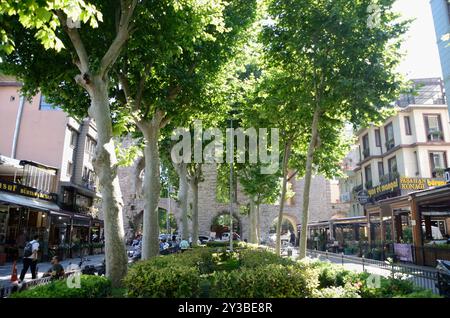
[356,190,369,204]
[367,179,398,197]
[367,177,447,199]
[445,168,450,184]
[393,243,413,262]
[0,180,57,201]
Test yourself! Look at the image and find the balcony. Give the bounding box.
[379,172,399,185]
[352,184,363,194]
[365,180,373,190]
[82,177,97,192]
[385,139,395,151]
[427,130,443,142]
[362,148,370,159]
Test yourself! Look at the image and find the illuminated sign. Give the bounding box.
[0,180,57,201]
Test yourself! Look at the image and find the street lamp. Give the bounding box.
[229,113,234,252]
[167,184,172,235]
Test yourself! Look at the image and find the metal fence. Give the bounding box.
[0,270,79,298]
[307,249,439,294]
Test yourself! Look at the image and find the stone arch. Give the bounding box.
[269,213,299,242]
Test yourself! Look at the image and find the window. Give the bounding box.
[39,95,60,111]
[385,123,395,150]
[85,136,96,159]
[362,134,370,158]
[69,129,78,147]
[429,152,447,177]
[424,114,443,141]
[375,129,381,147]
[378,162,384,179]
[66,162,73,177]
[414,151,420,176]
[388,156,398,180]
[404,116,411,135]
[364,165,372,189]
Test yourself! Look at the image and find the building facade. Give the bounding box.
[431,0,450,115]
[334,78,450,266]
[0,76,103,263]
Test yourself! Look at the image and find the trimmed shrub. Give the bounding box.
[209,264,319,298]
[239,249,295,268]
[11,275,112,298]
[313,285,361,298]
[124,262,201,298]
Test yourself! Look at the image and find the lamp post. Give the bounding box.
[167,184,171,235]
[229,114,234,252]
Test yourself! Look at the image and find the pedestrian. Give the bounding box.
[19,235,39,282]
[43,256,65,279]
[180,239,189,252]
[290,231,295,246]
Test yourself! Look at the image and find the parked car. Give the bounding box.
[198,235,210,244]
[218,232,240,241]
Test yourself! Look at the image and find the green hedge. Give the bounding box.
[209,264,319,298]
[11,275,112,298]
[122,247,441,298]
[124,263,201,298]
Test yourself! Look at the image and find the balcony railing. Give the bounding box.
[362,148,370,159]
[352,184,363,194]
[385,139,395,151]
[427,130,443,142]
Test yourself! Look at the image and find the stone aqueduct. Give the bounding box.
[118,153,348,242]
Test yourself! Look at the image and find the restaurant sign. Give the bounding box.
[367,177,446,198]
[0,180,57,201]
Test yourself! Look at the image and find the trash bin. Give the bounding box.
[436,259,450,298]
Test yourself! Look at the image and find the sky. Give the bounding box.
[393,0,443,79]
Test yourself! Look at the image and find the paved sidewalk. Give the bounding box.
[0,254,105,288]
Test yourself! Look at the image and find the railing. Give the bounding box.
[307,249,439,294]
[0,270,79,298]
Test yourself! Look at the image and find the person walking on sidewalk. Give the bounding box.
[19,235,39,282]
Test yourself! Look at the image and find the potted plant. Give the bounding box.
[371,247,382,260]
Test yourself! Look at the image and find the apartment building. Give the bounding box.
[431,0,450,115]
[355,78,449,201]
[0,75,102,262]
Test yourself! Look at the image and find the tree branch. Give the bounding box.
[99,0,137,79]
[56,10,89,74]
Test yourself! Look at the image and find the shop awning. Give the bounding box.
[0,191,60,212]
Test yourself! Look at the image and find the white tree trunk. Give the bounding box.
[299,108,321,259]
[190,180,199,247]
[139,120,161,259]
[256,204,261,243]
[275,142,291,256]
[177,163,189,240]
[249,199,257,244]
[87,76,127,288]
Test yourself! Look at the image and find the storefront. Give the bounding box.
[410,184,450,266]
[0,192,60,262]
